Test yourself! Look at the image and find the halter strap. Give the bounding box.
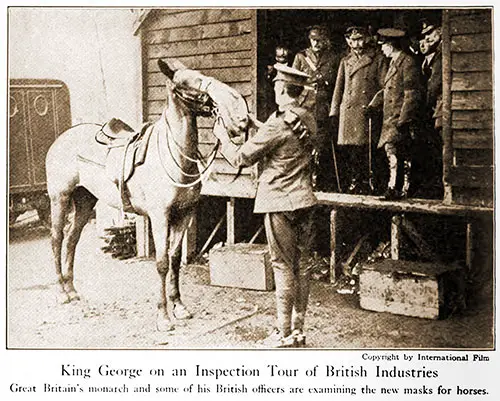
[173,85,215,117]
[156,112,219,189]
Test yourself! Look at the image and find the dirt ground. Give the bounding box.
[7,213,494,350]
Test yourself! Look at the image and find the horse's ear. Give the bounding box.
[158,59,176,80]
[158,59,188,80]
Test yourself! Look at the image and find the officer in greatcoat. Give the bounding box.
[293,25,341,191]
[329,26,388,194]
[212,64,317,348]
[367,28,422,200]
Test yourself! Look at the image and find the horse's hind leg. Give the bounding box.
[167,206,195,320]
[49,191,73,303]
[63,187,97,301]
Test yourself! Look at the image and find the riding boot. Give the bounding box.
[401,159,412,199]
[291,266,311,333]
[273,266,296,337]
[383,151,402,200]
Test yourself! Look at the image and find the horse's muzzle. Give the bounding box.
[173,85,215,117]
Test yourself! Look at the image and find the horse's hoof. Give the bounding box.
[156,318,175,332]
[156,311,175,332]
[67,291,81,302]
[172,303,193,320]
[57,291,71,304]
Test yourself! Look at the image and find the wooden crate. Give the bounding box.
[359,260,464,319]
[209,243,274,291]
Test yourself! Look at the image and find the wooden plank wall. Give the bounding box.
[140,9,257,198]
[444,9,493,207]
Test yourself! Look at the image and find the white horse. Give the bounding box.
[45,59,248,330]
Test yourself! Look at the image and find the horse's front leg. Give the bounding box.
[149,211,174,332]
[167,206,195,320]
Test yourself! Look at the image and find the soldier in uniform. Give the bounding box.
[329,26,388,194]
[416,19,444,198]
[212,64,317,348]
[367,28,422,200]
[293,25,341,191]
[420,19,443,126]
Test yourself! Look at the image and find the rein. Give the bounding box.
[156,86,220,188]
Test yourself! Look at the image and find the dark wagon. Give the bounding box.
[9,79,71,225]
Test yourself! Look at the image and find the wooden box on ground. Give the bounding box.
[209,243,274,291]
[359,260,465,319]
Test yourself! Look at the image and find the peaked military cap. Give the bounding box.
[377,28,406,44]
[273,64,311,87]
[420,18,438,35]
[307,25,329,39]
[345,26,367,39]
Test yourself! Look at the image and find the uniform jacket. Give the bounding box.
[422,44,443,122]
[368,51,422,148]
[219,103,318,214]
[292,48,340,124]
[329,48,388,145]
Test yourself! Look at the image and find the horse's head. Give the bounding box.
[158,59,249,138]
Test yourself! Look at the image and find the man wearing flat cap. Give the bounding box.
[414,18,443,198]
[420,19,442,127]
[330,26,388,194]
[367,28,422,200]
[293,25,340,192]
[213,64,317,348]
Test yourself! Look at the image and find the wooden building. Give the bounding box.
[136,9,257,200]
[134,8,493,272]
[443,9,493,207]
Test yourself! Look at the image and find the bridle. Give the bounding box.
[156,82,221,188]
[172,84,215,118]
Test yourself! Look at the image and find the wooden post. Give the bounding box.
[330,208,339,283]
[465,221,474,272]
[226,197,235,245]
[401,216,440,261]
[391,215,402,260]
[249,225,264,244]
[136,215,152,258]
[181,214,197,265]
[342,234,369,276]
[197,214,225,260]
[441,10,454,204]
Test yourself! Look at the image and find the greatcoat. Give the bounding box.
[368,51,422,148]
[329,48,388,145]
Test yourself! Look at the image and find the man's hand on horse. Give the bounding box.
[247,113,264,129]
[213,118,231,143]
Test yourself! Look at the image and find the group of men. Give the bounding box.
[268,21,443,199]
[212,20,443,347]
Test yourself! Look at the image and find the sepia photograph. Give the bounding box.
[7,6,494,351]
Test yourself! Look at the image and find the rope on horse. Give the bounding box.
[156,112,219,189]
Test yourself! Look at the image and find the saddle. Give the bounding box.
[96,118,137,146]
[95,118,154,213]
